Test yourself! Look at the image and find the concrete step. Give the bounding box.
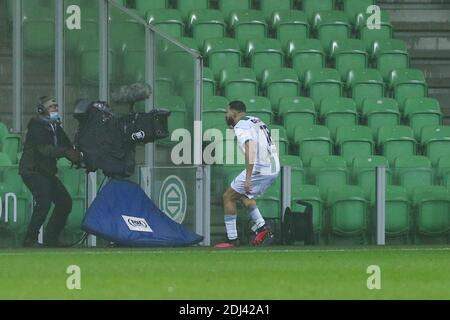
[411,59,450,87]
[428,87,450,118]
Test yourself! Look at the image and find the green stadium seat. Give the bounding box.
[203,95,228,112]
[0,122,8,141]
[58,166,85,196]
[204,38,242,80]
[294,125,332,165]
[302,0,334,22]
[155,67,175,98]
[202,67,216,99]
[1,134,21,165]
[320,98,357,139]
[110,17,145,51]
[66,19,98,52]
[342,0,376,20]
[175,0,209,21]
[122,48,145,82]
[219,67,258,100]
[135,0,168,16]
[412,186,450,236]
[378,125,416,166]
[279,97,316,142]
[327,185,368,238]
[229,10,268,50]
[311,155,348,198]
[287,39,325,80]
[259,0,294,20]
[336,126,374,164]
[258,181,282,219]
[385,185,410,238]
[373,39,409,82]
[291,185,324,235]
[0,152,12,166]
[313,11,351,52]
[330,39,368,80]
[281,155,305,185]
[438,156,450,189]
[80,49,116,83]
[271,10,309,48]
[420,126,450,167]
[342,0,375,22]
[404,98,442,140]
[146,9,184,39]
[177,36,201,51]
[188,9,226,47]
[23,19,54,54]
[155,96,187,138]
[218,0,252,19]
[346,69,384,110]
[245,38,284,80]
[362,98,400,138]
[239,97,273,125]
[394,156,433,197]
[261,68,301,113]
[304,68,342,108]
[270,125,288,157]
[353,156,390,201]
[0,166,32,234]
[356,12,392,51]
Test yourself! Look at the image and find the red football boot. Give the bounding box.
[214,239,240,249]
[251,226,273,246]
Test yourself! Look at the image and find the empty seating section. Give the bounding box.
[245,38,284,80]
[346,69,384,110]
[204,37,241,80]
[373,39,409,82]
[229,10,267,50]
[378,125,416,166]
[261,67,300,112]
[304,68,342,108]
[288,39,325,79]
[188,9,226,47]
[320,98,357,139]
[220,67,258,100]
[363,98,400,138]
[312,11,351,52]
[330,39,368,80]
[356,11,392,51]
[271,10,308,48]
[8,1,450,245]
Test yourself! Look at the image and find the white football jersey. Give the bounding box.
[233,116,280,175]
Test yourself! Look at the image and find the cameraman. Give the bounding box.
[19,96,82,247]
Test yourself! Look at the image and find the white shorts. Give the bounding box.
[230,169,279,199]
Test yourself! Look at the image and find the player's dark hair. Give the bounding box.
[229,100,246,113]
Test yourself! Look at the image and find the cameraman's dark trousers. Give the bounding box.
[22,175,72,245]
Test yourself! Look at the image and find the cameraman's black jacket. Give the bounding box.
[19,117,73,177]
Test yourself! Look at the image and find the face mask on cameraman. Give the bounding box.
[38,96,61,123]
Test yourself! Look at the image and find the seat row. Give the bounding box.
[203,95,443,140]
[213,161,450,244]
[199,66,427,111]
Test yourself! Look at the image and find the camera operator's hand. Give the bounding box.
[65,148,82,165]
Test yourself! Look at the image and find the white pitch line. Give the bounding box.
[0,247,450,257]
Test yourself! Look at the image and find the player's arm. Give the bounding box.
[244,139,256,194]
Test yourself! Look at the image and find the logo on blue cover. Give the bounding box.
[159,175,187,224]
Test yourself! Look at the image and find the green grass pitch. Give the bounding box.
[0,246,449,300]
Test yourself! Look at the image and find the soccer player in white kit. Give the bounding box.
[214,101,280,248]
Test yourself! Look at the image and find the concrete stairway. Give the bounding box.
[378,0,450,124]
